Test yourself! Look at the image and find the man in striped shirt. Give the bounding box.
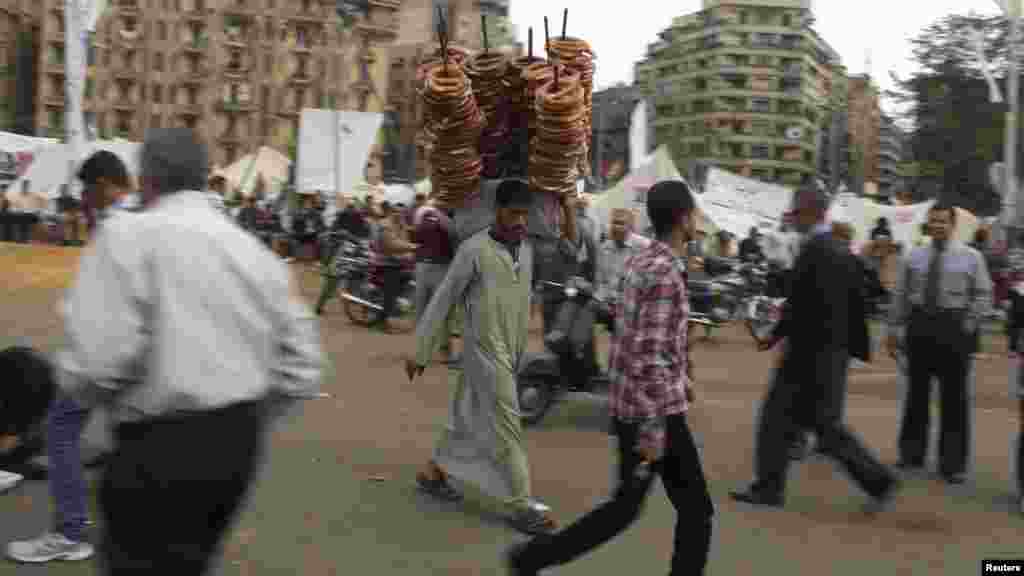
[507,180,714,576]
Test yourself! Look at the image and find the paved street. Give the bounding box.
[1,254,1021,575]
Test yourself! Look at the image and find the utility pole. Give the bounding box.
[1006,1,1020,236]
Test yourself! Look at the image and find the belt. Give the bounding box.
[418,258,451,266]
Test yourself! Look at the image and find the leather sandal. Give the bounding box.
[415,472,462,502]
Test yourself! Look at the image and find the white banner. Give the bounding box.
[64,0,90,188]
[700,167,793,235]
[297,109,382,195]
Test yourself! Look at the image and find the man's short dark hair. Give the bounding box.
[929,201,958,225]
[140,128,208,195]
[77,150,129,188]
[495,179,532,208]
[646,180,695,238]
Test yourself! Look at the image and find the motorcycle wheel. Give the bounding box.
[342,275,376,327]
[385,282,419,334]
[517,375,555,426]
[744,298,777,343]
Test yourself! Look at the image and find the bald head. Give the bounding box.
[140,128,208,199]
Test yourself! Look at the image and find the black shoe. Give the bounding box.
[864,477,901,515]
[789,442,809,461]
[729,486,784,507]
[941,473,966,485]
[505,542,538,576]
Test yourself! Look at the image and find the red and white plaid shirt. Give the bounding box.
[608,240,692,450]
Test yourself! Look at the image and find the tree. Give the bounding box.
[886,14,1010,216]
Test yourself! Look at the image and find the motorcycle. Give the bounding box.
[516,277,712,426]
[339,249,417,333]
[688,257,784,342]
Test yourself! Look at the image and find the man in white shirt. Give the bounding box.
[595,208,650,303]
[55,128,324,573]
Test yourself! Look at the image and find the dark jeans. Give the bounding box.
[516,414,714,575]
[376,265,405,323]
[0,212,12,242]
[48,396,91,542]
[756,346,894,498]
[99,400,266,575]
[900,309,972,476]
[11,213,37,243]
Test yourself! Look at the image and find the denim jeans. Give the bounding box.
[47,395,91,542]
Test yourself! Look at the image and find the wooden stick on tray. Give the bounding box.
[562,8,568,39]
[482,14,488,53]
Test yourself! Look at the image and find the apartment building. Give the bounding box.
[847,73,881,194]
[387,0,518,182]
[877,113,904,198]
[30,0,401,175]
[636,0,845,187]
[0,0,38,135]
[590,83,642,188]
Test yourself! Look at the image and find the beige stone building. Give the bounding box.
[21,0,402,177]
[847,73,881,192]
[0,0,38,134]
[386,0,518,181]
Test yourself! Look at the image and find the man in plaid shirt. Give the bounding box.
[506,180,714,576]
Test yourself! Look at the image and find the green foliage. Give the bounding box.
[888,13,1009,215]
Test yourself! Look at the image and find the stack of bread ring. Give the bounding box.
[528,65,586,198]
[421,60,484,208]
[523,61,557,147]
[502,56,542,155]
[415,44,475,155]
[465,51,509,179]
[547,37,595,176]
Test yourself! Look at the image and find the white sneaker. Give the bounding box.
[0,471,23,493]
[6,532,94,563]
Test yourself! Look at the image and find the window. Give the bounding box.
[158,21,167,40]
[267,0,274,8]
[264,54,271,73]
[151,115,160,129]
[751,97,770,113]
[153,84,162,103]
[782,14,792,27]
[262,85,270,106]
[739,11,748,25]
[751,144,770,159]
[154,52,164,71]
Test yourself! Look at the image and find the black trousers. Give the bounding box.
[516,415,714,575]
[376,265,405,322]
[1018,399,1024,497]
[755,346,894,498]
[899,309,971,476]
[99,400,266,575]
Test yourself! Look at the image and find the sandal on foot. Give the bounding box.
[508,507,556,536]
[415,472,462,502]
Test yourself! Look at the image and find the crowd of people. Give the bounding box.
[1,129,1023,575]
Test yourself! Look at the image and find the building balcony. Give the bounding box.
[185,10,206,21]
[43,95,65,108]
[284,5,324,23]
[290,42,313,54]
[368,0,401,8]
[356,21,399,41]
[278,104,300,117]
[118,2,140,17]
[51,3,63,13]
[221,3,253,17]
[113,100,137,112]
[218,100,255,113]
[288,72,313,85]
[51,35,65,45]
[218,132,243,145]
[223,65,249,80]
[178,104,203,116]
[114,68,138,81]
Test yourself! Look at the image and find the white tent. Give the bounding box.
[827,195,980,250]
[221,146,291,199]
[4,139,141,208]
[588,145,719,239]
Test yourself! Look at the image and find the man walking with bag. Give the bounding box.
[505,180,713,575]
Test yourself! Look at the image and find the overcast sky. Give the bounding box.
[510,0,1005,111]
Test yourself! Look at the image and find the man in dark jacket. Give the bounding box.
[0,347,56,486]
[730,187,899,511]
[739,226,764,263]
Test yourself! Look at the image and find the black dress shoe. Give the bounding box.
[864,477,901,515]
[729,487,784,507]
[895,460,923,471]
[505,542,538,576]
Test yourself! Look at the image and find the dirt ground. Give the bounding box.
[1,250,1022,575]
